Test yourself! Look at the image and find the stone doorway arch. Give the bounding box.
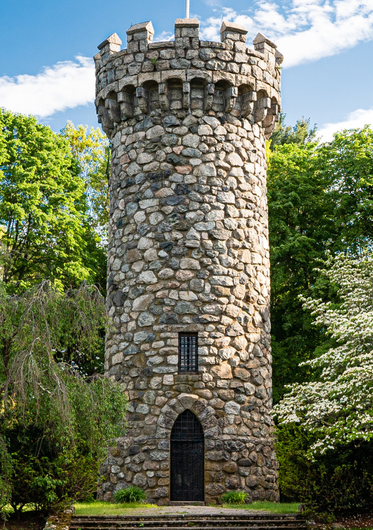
[170,410,204,501]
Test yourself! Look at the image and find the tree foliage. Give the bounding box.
[0,111,123,514]
[0,282,127,514]
[61,121,110,238]
[276,425,373,517]
[273,250,373,515]
[268,140,332,400]
[274,254,373,455]
[0,110,106,292]
[270,114,318,148]
[318,127,373,251]
[268,124,373,401]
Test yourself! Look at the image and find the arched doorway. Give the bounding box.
[170,410,204,501]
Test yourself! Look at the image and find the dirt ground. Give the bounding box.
[334,513,373,529]
[2,512,46,530]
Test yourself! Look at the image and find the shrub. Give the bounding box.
[277,424,373,518]
[221,491,249,505]
[114,486,147,504]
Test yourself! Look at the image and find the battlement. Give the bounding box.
[95,19,283,138]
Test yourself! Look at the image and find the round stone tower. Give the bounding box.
[95,18,283,505]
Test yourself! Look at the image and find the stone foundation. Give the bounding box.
[98,394,278,504]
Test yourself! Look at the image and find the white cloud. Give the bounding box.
[0,56,95,118]
[153,31,174,42]
[318,108,373,142]
[2,0,373,119]
[200,0,373,67]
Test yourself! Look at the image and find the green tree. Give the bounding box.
[268,124,373,401]
[0,281,127,514]
[268,140,333,401]
[61,121,110,238]
[275,424,373,517]
[274,254,373,453]
[318,126,373,252]
[61,122,110,292]
[270,114,318,148]
[0,110,104,292]
[273,255,373,516]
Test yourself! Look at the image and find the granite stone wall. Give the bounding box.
[95,18,283,505]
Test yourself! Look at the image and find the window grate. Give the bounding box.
[178,333,198,373]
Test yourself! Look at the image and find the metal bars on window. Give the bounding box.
[178,333,198,373]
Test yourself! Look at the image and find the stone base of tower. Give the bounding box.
[97,394,279,505]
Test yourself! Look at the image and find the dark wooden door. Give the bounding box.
[170,410,204,501]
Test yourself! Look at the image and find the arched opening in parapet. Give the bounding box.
[170,410,204,501]
[213,80,232,114]
[167,78,183,111]
[190,77,207,112]
[238,84,255,118]
[106,90,118,104]
[142,80,159,112]
[257,89,268,100]
[120,85,135,118]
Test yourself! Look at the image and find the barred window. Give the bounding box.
[178,333,198,373]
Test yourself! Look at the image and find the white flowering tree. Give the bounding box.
[273,254,373,456]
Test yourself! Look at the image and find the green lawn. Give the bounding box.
[74,502,157,515]
[74,501,300,516]
[221,502,300,513]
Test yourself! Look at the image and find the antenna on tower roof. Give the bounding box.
[185,0,190,19]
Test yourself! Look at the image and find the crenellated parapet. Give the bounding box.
[95,19,282,139]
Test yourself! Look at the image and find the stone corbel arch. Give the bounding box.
[254,89,271,123]
[188,76,208,113]
[98,91,120,135]
[156,393,220,440]
[117,84,136,119]
[212,79,238,114]
[263,96,279,137]
[238,84,256,118]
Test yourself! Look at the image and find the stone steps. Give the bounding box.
[70,522,306,530]
[70,514,307,530]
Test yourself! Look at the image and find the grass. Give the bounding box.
[74,501,157,516]
[74,500,300,516]
[221,502,300,513]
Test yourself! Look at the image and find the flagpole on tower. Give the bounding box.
[185,0,190,18]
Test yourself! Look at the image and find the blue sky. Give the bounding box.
[1,0,373,140]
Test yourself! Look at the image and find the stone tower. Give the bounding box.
[95,18,283,505]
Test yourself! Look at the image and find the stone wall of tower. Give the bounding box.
[95,18,283,505]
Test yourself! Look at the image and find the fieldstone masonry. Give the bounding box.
[95,18,283,505]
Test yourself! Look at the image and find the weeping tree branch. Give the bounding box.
[0,281,127,513]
